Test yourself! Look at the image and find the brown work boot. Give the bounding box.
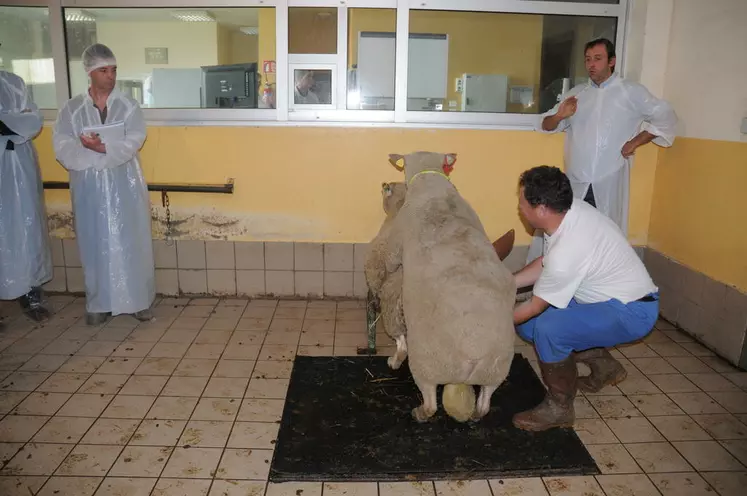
[513,355,576,431]
[492,229,515,261]
[575,348,627,393]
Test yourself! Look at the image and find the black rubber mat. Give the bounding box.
[269,355,599,482]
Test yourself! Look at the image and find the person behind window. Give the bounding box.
[0,69,53,323]
[294,70,320,104]
[511,166,659,431]
[52,43,155,326]
[526,38,678,264]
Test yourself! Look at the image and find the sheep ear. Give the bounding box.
[443,153,457,176]
[388,154,405,171]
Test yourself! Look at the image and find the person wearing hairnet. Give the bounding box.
[0,70,53,322]
[53,44,155,326]
[526,38,678,264]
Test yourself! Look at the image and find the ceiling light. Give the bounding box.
[65,10,96,22]
[240,27,259,35]
[171,11,215,22]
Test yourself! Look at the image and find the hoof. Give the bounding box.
[469,410,488,422]
[387,356,401,370]
[411,407,432,423]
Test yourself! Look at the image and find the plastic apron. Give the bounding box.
[527,73,677,263]
[52,89,155,315]
[0,71,53,300]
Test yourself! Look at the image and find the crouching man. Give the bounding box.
[511,166,659,431]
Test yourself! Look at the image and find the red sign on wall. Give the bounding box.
[263,60,276,74]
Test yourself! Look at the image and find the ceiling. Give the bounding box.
[0,6,261,28]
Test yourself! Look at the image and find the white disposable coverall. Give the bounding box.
[527,73,677,263]
[53,89,155,315]
[0,71,52,300]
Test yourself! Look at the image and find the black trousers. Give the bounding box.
[584,185,596,208]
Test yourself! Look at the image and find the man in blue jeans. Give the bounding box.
[512,166,659,431]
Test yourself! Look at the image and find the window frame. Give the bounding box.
[2,0,629,129]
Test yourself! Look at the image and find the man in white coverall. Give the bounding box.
[526,38,678,263]
[53,44,155,326]
[0,69,53,324]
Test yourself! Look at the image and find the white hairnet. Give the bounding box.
[82,43,117,74]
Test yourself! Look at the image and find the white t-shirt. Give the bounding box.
[534,199,658,308]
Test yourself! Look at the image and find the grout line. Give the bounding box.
[144,303,216,468]
[205,298,275,494]
[29,302,185,493]
[12,313,141,493]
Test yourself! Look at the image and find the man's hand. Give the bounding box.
[80,134,106,154]
[622,131,656,158]
[556,96,578,119]
[621,140,638,158]
[513,295,550,326]
[542,96,577,131]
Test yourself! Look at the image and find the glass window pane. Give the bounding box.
[293,68,332,105]
[289,7,337,54]
[531,0,619,3]
[0,6,56,109]
[63,7,276,109]
[407,10,616,114]
[347,8,396,110]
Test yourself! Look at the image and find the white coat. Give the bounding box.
[527,73,677,262]
[0,71,52,300]
[52,88,155,315]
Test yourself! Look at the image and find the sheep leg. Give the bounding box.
[471,385,498,421]
[387,335,407,370]
[412,380,438,423]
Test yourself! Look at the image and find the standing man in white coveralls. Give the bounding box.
[526,38,678,263]
[53,44,155,326]
[0,69,53,324]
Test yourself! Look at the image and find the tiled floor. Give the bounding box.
[1,296,746,496]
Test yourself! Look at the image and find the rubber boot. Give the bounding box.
[492,229,515,261]
[86,312,111,326]
[575,347,627,393]
[133,308,154,322]
[18,287,52,322]
[513,355,577,431]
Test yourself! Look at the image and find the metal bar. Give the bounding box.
[43,181,235,194]
[358,289,379,355]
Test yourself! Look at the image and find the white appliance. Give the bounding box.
[149,68,203,108]
[355,32,449,109]
[460,73,509,112]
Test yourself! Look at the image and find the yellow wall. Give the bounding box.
[348,9,396,67]
[218,24,259,66]
[217,24,231,66]
[289,7,337,54]
[34,125,656,246]
[645,0,747,292]
[648,139,747,291]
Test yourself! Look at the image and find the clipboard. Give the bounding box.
[82,121,125,144]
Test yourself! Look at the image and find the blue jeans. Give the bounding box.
[516,293,659,363]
